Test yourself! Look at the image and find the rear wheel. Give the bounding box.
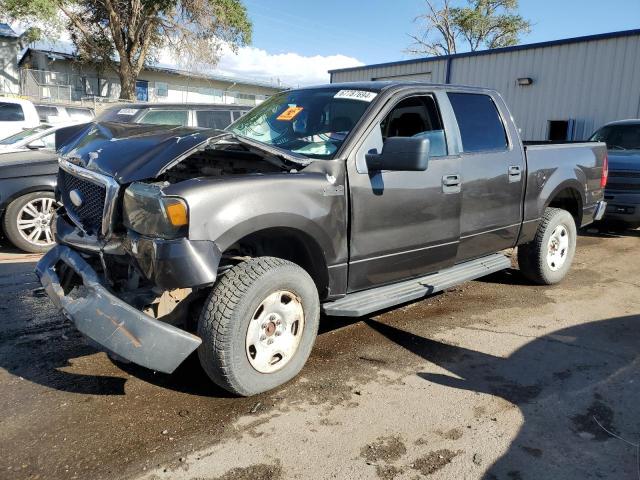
[3,192,58,253]
[197,257,320,396]
[518,207,577,285]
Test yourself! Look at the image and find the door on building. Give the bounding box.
[347,92,461,291]
[447,92,525,262]
[548,119,575,141]
[135,80,149,101]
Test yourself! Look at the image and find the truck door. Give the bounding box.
[446,92,525,261]
[347,92,462,292]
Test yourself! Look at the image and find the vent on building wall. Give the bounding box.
[517,77,533,86]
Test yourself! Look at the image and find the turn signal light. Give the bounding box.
[165,199,188,226]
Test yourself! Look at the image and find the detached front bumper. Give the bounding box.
[35,245,202,374]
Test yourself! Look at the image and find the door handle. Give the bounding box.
[508,165,522,183]
[442,174,461,193]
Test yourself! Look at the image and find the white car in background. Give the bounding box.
[34,103,95,124]
[0,123,78,154]
[0,98,40,139]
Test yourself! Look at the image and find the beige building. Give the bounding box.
[18,47,284,106]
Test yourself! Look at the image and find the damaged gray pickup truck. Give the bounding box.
[36,82,608,396]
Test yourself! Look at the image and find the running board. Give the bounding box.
[322,253,510,317]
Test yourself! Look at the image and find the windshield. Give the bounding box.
[228,87,378,159]
[590,124,640,150]
[0,125,50,145]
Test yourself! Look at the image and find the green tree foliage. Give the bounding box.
[408,0,531,56]
[1,0,252,99]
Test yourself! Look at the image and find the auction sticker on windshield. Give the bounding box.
[277,106,304,121]
[334,90,378,102]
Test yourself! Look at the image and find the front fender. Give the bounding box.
[163,161,348,268]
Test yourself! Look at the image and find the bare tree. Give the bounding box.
[407,0,531,57]
[407,0,458,56]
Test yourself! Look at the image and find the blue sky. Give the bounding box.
[243,0,640,65]
[26,0,640,87]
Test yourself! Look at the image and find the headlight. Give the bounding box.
[123,182,189,238]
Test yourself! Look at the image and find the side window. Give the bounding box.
[380,95,447,157]
[231,110,243,122]
[35,105,58,122]
[196,110,233,129]
[66,107,94,121]
[447,93,508,153]
[138,109,188,126]
[0,102,25,121]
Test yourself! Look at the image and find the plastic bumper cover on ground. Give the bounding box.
[35,245,202,374]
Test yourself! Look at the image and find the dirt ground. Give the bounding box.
[0,228,638,480]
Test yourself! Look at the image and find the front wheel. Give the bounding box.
[197,257,320,396]
[518,207,577,285]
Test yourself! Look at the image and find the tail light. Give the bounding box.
[600,153,608,188]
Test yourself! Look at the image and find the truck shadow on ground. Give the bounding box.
[365,315,640,479]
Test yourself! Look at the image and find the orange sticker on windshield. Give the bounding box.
[277,106,303,121]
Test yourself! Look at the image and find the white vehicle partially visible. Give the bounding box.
[0,98,39,140]
[0,123,77,154]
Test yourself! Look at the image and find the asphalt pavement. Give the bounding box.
[0,228,638,480]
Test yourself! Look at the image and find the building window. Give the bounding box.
[83,77,99,96]
[155,82,168,97]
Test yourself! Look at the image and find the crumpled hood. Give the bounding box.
[58,122,227,183]
[0,150,58,179]
[607,150,640,172]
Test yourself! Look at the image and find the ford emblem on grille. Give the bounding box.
[69,189,84,207]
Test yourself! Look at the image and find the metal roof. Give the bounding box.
[297,80,491,93]
[0,23,19,38]
[329,28,640,75]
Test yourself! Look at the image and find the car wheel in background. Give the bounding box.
[518,207,577,285]
[3,192,58,253]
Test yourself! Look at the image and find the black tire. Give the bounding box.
[197,257,320,396]
[2,191,57,253]
[518,207,577,285]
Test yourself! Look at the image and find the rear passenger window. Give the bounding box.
[139,109,188,126]
[447,93,508,153]
[0,102,25,121]
[196,110,233,129]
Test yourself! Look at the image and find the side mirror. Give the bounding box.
[26,139,46,150]
[365,137,430,172]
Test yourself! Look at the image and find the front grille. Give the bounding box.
[606,182,640,191]
[59,169,107,235]
[609,171,640,179]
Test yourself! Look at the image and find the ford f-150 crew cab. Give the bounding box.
[36,82,608,396]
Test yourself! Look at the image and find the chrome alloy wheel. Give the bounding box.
[16,197,58,247]
[245,290,305,374]
[546,224,569,271]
